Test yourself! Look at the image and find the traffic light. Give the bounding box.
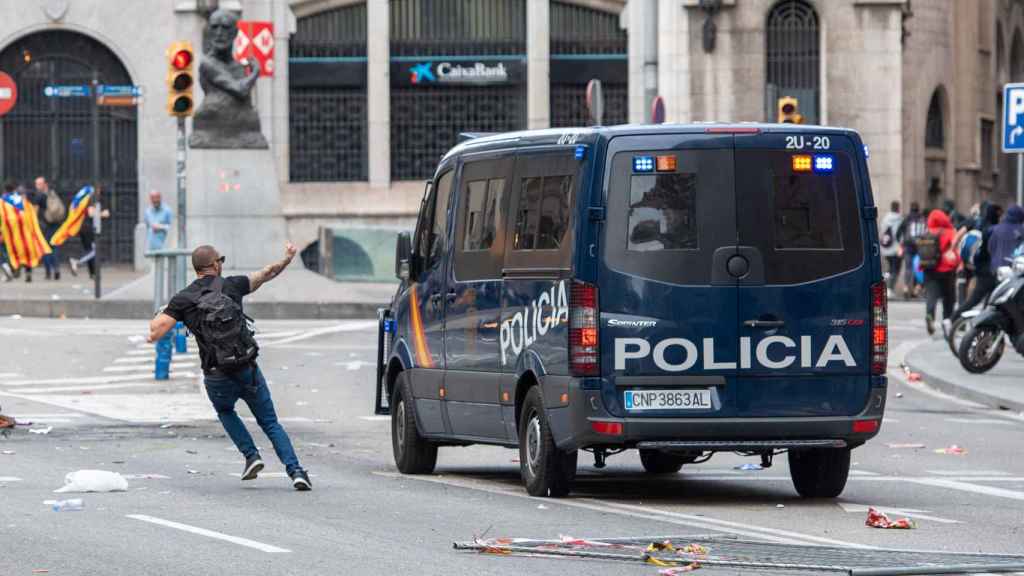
[167,41,194,117]
[777,96,803,124]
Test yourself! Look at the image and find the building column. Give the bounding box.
[526,0,550,129]
[367,0,390,186]
[627,0,658,123]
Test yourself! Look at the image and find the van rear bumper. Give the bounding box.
[545,376,886,452]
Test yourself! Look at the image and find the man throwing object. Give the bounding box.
[148,243,311,491]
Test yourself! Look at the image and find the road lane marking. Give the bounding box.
[14,382,172,394]
[359,416,390,421]
[115,355,198,364]
[0,372,22,379]
[0,477,22,482]
[945,418,1017,426]
[8,413,85,419]
[836,502,959,524]
[371,471,869,549]
[126,349,155,356]
[0,372,198,387]
[928,470,1011,477]
[260,322,376,347]
[907,478,1024,502]
[103,363,196,373]
[126,514,291,553]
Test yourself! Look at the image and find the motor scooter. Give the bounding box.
[957,255,1024,373]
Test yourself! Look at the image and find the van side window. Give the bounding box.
[513,174,573,251]
[772,172,842,250]
[417,170,453,273]
[463,178,505,251]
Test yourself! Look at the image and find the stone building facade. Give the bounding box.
[0,0,1019,270]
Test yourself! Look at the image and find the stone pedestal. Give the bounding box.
[186,148,287,270]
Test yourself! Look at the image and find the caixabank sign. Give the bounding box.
[391,58,525,87]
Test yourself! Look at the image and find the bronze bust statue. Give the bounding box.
[189,9,269,149]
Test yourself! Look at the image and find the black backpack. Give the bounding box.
[196,277,258,369]
[915,233,941,269]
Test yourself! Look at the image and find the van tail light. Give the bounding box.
[570,280,600,376]
[591,421,623,436]
[852,419,879,434]
[871,282,888,375]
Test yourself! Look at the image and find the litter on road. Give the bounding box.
[934,445,968,455]
[886,443,926,449]
[456,534,1024,574]
[54,470,128,493]
[29,426,52,435]
[734,463,763,471]
[45,498,85,512]
[865,507,915,529]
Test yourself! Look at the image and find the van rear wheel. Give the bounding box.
[788,447,850,498]
[639,450,686,474]
[519,387,577,497]
[391,372,438,475]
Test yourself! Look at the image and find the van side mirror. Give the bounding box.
[395,231,412,280]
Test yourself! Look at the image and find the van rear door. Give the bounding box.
[600,134,738,415]
[733,133,871,417]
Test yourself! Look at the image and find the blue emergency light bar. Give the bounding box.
[813,154,834,173]
[633,156,655,172]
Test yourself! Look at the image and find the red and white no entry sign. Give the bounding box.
[0,71,18,117]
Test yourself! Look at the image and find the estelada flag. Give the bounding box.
[0,191,53,270]
[49,185,92,247]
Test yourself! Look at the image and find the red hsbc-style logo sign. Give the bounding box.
[233,21,274,77]
[0,71,18,117]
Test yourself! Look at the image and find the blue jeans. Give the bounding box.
[203,364,302,475]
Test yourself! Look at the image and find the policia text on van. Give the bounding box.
[375,124,887,498]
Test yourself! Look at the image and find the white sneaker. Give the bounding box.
[69,258,79,277]
[942,318,953,338]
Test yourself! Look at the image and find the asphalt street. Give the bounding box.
[1,303,1023,575]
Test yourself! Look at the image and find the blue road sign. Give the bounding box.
[97,84,143,97]
[43,85,90,98]
[1003,83,1024,153]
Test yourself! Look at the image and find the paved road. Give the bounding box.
[1,304,1023,575]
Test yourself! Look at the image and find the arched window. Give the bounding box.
[925,89,944,150]
[765,0,820,124]
[1012,30,1024,82]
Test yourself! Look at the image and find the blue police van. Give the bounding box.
[375,124,888,498]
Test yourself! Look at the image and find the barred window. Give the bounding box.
[765,0,819,124]
[289,4,368,182]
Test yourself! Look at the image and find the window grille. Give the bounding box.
[926,90,944,149]
[765,0,819,124]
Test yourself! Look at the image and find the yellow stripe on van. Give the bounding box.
[408,288,434,368]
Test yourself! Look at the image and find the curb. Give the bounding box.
[0,299,384,320]
[904,341,1024,413]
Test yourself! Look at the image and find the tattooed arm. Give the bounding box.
[248,242,298,293]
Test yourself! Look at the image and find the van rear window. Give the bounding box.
[628,174,698,252]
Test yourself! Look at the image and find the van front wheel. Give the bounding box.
[391,372,438,475]
[639,450,686,474]
[519,387,577,497]
[788,447,850,498]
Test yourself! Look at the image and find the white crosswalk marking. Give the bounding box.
[115,355,198,364]
[103,362,196,373]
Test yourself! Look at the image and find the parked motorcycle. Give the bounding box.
[957,255,1024,373]
[946,262,1018,355]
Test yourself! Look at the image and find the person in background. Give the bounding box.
[0,182,13,281]
[34,177,65,280]
[946,203,1002,332]
[986,205,1024,276]
[922,209,959,336]
[143,189,173,252]
[898,202,927,299]
[879,200,904,298]
[943,198,966,230]
[69,188,110,279]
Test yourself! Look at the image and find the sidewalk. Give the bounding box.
[905,337,1024,413]
[0,265,396,319]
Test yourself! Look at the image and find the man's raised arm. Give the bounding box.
[248,242,298,293]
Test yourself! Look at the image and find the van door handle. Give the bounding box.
[744,319,785,328]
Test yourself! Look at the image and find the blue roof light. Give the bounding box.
[633,155,655,173]
[575,144,586,160]
[813,154,834,173]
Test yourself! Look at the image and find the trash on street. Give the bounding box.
[734,463,763,471]
[866,507,916,529]
[44,498,85,512]
[54,470,128,493]
[29,426,52,435]
[887,443,926,449]
[935,445,968,455]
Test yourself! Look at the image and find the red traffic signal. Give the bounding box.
[172,49,192,70]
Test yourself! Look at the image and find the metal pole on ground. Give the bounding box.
[1017,153,1022,206]
[91,75,102,300]
[176,116,187,249]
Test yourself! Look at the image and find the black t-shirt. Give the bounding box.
[165,275,251,373]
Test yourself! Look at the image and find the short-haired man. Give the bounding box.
[143,190,173,252]
[147,243,311,491]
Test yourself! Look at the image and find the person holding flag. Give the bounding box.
[0,179,53,283]
[50,185,105,278]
